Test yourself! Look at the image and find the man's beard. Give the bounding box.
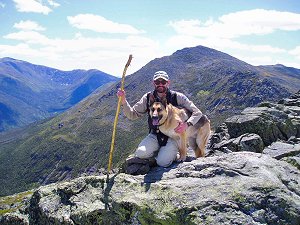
[156,86,167,93]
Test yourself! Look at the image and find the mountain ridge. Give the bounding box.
[0,57,119,132]
[257,64,300,92]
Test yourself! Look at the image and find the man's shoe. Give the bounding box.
[123,156,156,175]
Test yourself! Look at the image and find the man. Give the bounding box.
[117,71,203,167]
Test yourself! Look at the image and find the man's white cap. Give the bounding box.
[153,71,169,81]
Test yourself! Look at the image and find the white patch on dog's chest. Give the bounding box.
[159,126,178,139]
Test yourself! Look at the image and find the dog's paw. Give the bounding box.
[176,155,186,162]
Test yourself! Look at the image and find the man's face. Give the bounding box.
[153,79,169,93]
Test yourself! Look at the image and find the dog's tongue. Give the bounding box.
[152,118,159,126]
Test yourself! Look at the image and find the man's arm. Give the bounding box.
[117,89,148,120]
[176,92,203,126]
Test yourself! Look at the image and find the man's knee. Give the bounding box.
[135,134,159,159]
[155,139,178,167]
[156,157,173,167]
[135,146,153,159]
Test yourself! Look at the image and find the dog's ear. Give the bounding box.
[149,93,155,106]
[161,97,167,108]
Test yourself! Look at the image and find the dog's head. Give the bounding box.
[148,94,168,126]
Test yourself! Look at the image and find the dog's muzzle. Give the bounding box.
[152,116,160,126]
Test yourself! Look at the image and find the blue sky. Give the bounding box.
[1,0,300,76]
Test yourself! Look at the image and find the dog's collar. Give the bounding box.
[153,117,167,133]
[158,117,167,127]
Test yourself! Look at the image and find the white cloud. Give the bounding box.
[220,9,300,32]
[0,43,48,58]
[289,46,300,63]
[289,46,300,56]
[14,20,46,31]
[237,53,300,69]
[165,9,300,69]
[233,54,274,65]
[68,14,144,34]
[48,0,60,8]
[169,9,300,39]
[2,30,160,75]
[3,8,300,75]
[4,31,50,45]
[12,0,60,14]
[166,35,285,55]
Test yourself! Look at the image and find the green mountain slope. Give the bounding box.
[0,58,119,132]
[0,45,299,196]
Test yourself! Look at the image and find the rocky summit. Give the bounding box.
[1,90,300,225]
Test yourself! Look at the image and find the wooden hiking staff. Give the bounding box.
[107,54,133,174]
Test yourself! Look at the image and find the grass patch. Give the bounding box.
[0,190,33,215]
[0,208,15,215]
[197,90,210,97]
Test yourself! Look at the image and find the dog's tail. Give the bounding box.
[194,122,211,158]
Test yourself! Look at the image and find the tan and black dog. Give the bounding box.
[149,96,211,161]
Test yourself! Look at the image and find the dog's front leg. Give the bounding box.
[177,132,187,162]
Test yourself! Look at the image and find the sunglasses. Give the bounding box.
[154,80,168,85]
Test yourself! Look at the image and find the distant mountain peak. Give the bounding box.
[169,45,250,68]
[0,57,19,62]
[173,45,232,58]
[272,64,299,70]
[274,64,286,67]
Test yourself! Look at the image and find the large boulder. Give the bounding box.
[225,105,298,146]
[211,133,264,154]
[263,141,300,160]
[209,91,300,171]
[225,90,300,146]
[210,90,300,150]
[1,152,300,225]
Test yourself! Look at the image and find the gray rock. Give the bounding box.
[209,123,230,147]
[0,213,29,225]
[1,152,300,225]
[225,106,297,146]
[278,90,300,106]
[282,155,300,170]
[212,91,300,148]
[233,133,264,152]
[263,141,300,159]
[278,98,300,106]
[211,133,264,154]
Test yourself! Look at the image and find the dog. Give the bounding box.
[149,95,211,161]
